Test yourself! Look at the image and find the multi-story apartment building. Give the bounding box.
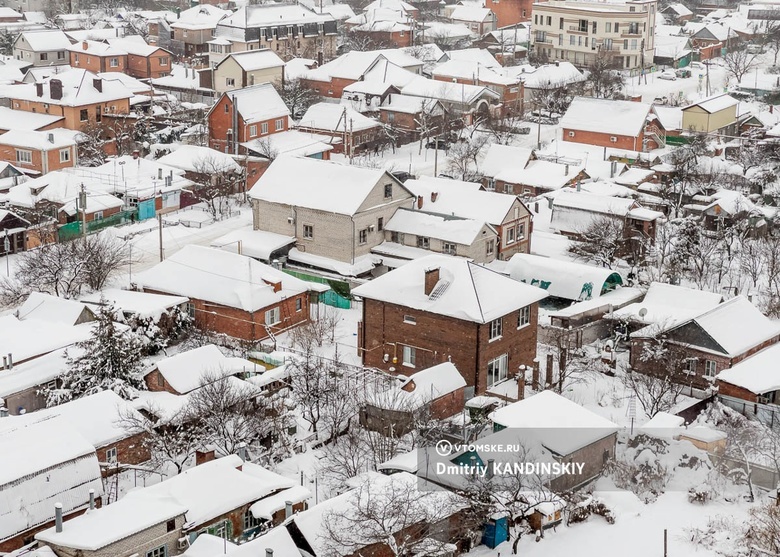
[530,0,657,69]
[210,4,338,68]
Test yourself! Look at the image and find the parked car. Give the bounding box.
[690,61,705,70]
[658,70,677,81]
[426,139,450,150]
[676,68,691,78]
[517,126,531,135]
[747,44,763,54]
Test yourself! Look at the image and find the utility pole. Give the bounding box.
[79,183,87,239]
[3,230,9,277]
[157,213,164,261]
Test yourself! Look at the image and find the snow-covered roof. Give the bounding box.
[156,145,242,174]
[211,229,296,261]
[385,207,494,245]
[683,93,739,114]
[352,254,548,323]
[561,97,652,137]
[450,5,493,21]
[171,4,231,30]
[3,69,133,106]
[664,3,693,16]
[432,58,519,86]
[67,39,126,56]
[717,343,780,395]
[552,190,637,216]
[653,105,683,131]
[378,93,441,114]
[224,82,290,124]
[490,390,618,455]
[183,534,238,557]
[404,176,517,225]
[1,419,103,543]
[446,47,500,68]
[506,61,584,88]
[302,50,419,82]
[675,296,780,356]
[249,155,403,216]
[400,75,499,104]
[107,36,167,57]
[0,107,64,131]
[16,291,92,325]
[222,48,285,72]
[547,286,643,319]
[653,34,691,60]
[299,102,381,133]
[399,361,466,403]
[36,490,186,551]
[81,289,188,320]
[610,282,722,327]
[506,253,623,301]
[0,347,70,400]
[222,526,301,556]
[498,160,583,190]
[5,390,144,448]
[0,128,77,150]
[614,167,656,187]
[249,484,311,520]
[377,450,419,473]
[242,129,334,159]
[18,29,71,51]
[0,315,93,364]
[481,144,533,178]
[219,3,333,29]
[151,345,257,394]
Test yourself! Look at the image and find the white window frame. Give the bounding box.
[249,124,257,137]
[93,211,104,221]
[486,239,495,256]
[518,306,530,328]
[146,546,167,557]
[265,307,281,325]
[487,354,508,386]
[359,229,368,245]
[15,149,31,164]
[402,345,416,368]
[684,358,697,375]
[303,224,313,239]
[443,242,456,255]
[506,226,516,245]
[225,77,235,87]
[59,148,70,163]
[489,317,503,340]
[704,360,717,377]
[275,118,284,131]
[403,315,416,324]
[261,122,268,135]
[109,57,118,67]
[106,446,117,463]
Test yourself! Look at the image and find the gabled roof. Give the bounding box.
[717,343,780,395]
[17,291,92,325]
[82,289,188,320]
[612,282,722,327]
[16,29,71,51]
[481,144,533,178]
[682,93,739,113]
[385,207,495,245]
[3,69,133,106]
[221,82,290,124]
[446,47,500,68]
[299,102,381,133]
[151,344,257,394]
[107,36,169,56]
[156,145,242,174]
[0,128,78,150]
[400,75,500,104]
[249,155,407,215]
[220,48,285,72]
[663,3,693,16]
[561,97,652,137]
[352,254,548,323]
[404,176,518,225]
[134,245,314,312]
[220,3,333,29]
[67,39,126,56]
[171,4,231,30]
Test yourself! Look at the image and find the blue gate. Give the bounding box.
[137,198,156,221]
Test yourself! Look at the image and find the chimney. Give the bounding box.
[262,278,282,292]
[132,150,139,159]
[93,78,102,93]
[50,79,63,101]
[424,267,440,296]
[266,550,274,557]
[237,442,248,461]
[55,503,63,533]
[430,191,438,202]
[7,353,12,370]
[416,195,423,209]
[47,133,54,144]
[195,448,216,465]
[2,356,6,369]
[486,458,494,479]
[35,82,43,97]
[564,164,569,176]
[157,168,163,179]
[285,501,293,519]
[88,489,95,510]
[82,40,88,50]
[610,160,617,178]
[0,407,8,418]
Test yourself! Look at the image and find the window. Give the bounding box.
[558,34,563,45]
[604,38,613,50]
[534,14,538,24]
[295,298,302,312]
[517,222,525,240]
[384,183,392,198]
[59,148,70,163]
[416,236,430,249]
[109,57,118,67]
[402,345,416,367]
[592,21,597,33]
[74,53,79,64]
[377,217,384,231]
[359,229,368,245]
[15,150,31,164]
[146,546,166,557]
[506,226,516,245]
[704,360,717,377]
[186,302,195,318]
[578,19,588,32]
[106,446,117,463]
[489,317,503,340]
[486,178,495,191]
[249,124,257,137]
[518,306,530,327]
[535,30,546,42]
[265,307,281,325]
[559,17,564,29]
[614,22,619,32]
[224,103,230,113]
[93,211,103,221]
[630,38,637,50]
[623,39,628,50]
[40,52,48,61]
[243,508,263,532]
[486,239,495,256]
[546,16,551,26]
[95,106,101,122]
[226,77,235,87]
[159,56,169,66]
[80,109,89,121]
[443,242,456,255]
[390,231,404,243]
[684,359,697,375]
[275,118,284,131]
[606,22,612,33]
[570,35,575,45]
[303,224,314,239]
[57,51,64,60]
[487,354,508,386]
[166,519,176,533]
[403,315,416,324]
[261,122,268,135]
[387,112,395,123]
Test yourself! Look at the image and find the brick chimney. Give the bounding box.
[424,267,440,296]
[35,82,43,97]
[430,191,438,202]
[82,41,88,50]
[195,448,216,466]
[417,195,423,209]
[263,278,282,292]
[49,79,63,100]
[132,150,140,159]
[93,78,102,93]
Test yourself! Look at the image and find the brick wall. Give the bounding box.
[550,432,616,492]
[563,128,643,151]
[360,299,539,395]
[301,75,355,99]
[717,380,759,402]
[487,0,532,27]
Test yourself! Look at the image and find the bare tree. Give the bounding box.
[723,47,760,84]
[287,346,341,439]
[445,135,488,181]
[746,503,780,554]
[764,20,780,67]
[740,237,765,290]
[587,52,625,99]
[289,304,341,348]
[77,119,111,167]
[191,156,244,220]
[567,216,626,269]
[276,77,319,119]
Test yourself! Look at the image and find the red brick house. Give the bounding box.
[297,102,383,156]
[68,40,128,74]
[353,254,548,397]
[377,94,446,139]
[0,128,78,175]
[560,97,665,152]
[630,296,780,391]
[717,343,780,407]
[349,21,413,48]
[485,0,532,27]
[207,83,291,154]
[432,59,524,110]
[134,245,325,341]
[107,36,172,79]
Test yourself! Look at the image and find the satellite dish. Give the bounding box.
[638,308,648,318]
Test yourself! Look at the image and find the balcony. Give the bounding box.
[567,25,589,33]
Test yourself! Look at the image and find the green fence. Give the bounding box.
[283,269,352,309]
[57,210,137,242]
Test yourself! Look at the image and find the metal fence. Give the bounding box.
[57,210,137,242]
[282,269,352,309]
